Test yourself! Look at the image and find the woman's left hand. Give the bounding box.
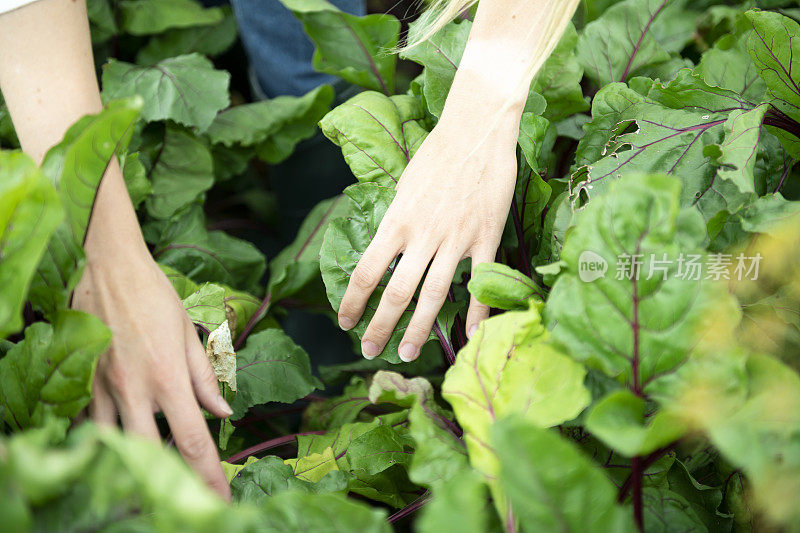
[336,89,522,362]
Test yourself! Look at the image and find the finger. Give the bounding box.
[338,228,401,331]
[466,247,496,339]
[159,387,231,500]
[362,247,432,359]
[117,398,160,442]
[89,375,117,426]
[398,246,462,362]
[184,321,233,418]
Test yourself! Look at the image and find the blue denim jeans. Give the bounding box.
[230,0,366,98]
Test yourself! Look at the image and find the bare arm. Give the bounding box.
[0,0,232,498]
[337,0,579,361]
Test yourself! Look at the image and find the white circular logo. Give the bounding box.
[578,251,608,282]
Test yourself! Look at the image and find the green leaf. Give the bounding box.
[207,85,333,149]
[181,282,227,332]
[102,54,230,132]
[279,0,399,94]
[416,470,490,533]
[231,455,346,504]
[401,19,471,118]
[121,151,151,208]
[737,192,800,233]
[746,10,800,125]
[0,152,62,339]
[492,416,636,532]
[442,304,590,512]
[229,329,322,419]
[136,7,238,65]
[585,390,686,457]
[31,97,142,316]
[0,311,111,430]
[145,124,214,219]
[319,92,429,186]
[302,377,371,431]
[642,487,708,533]
[285,447,340,482]
[257,491,390,533]
[407,395,467,487]
[268,195,350,304]
[577,0,697,86]
[467,263,544,311]
[152,205,266,290]
[119,0,224,36]
[546,173,740,387]
[533,22,589,121]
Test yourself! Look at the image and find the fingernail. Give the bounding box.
[361,340,380,359]
[217,396,233,417]
[339,316,356,330]
[468,325,478,339]
[399,342,418,362]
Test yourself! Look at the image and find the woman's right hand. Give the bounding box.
[73,227,233,500]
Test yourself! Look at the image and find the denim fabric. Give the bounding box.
[231,0,366,98]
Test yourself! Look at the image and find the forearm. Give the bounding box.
[0,0,148,259]
[442,0,580,125]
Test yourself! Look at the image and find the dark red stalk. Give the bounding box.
[387,491,431,523]
[510,196,532,278]
[226,431,324,463]
[234,292,271,350]
[432,321,456,365]
[631,457,644,530]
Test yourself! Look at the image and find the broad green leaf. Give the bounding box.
[268,195,351,304]
[152,205,266,290]
[546,173,740,387]
[493,416,635,532]
[0,311,111,430]
[229,329,322,418]
[467,263,544,311]
[577,0,697,86]
[573,72,764,221]
[416,470,490,533]
[401,19,471,118]
[31,97,142,316]
[642,487,708,533]
[666,460,729,531]
[119,0,224,36]
[737,193,800,233]
[222,456,258,484]
[696,19,766,103]
[285,447,339,483]
[517,113,553,172]
[585,389,686,456]
[747,10,800,125]
[0,152,62,338]
[230,455,346,504]
[102,54,230,132]
[136,7,238,65]
[320,92,429,186]
[533,22,589,121]
[407,396,467,487]
[181,282,227,332]
[319,182,460,362]
[442,304,590,512]
[279,0,399,93]
[146,125,214,219]
[346,424,413,475]
[86,0,117,43]
[206,85,333,148]
[302,377,371,431]
[257,491,390,533]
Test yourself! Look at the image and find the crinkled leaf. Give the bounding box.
[146,124,214,219]
[102,53,230,131]
[205,320,237,390]
[0,152,62,338]
[230,329,322,419]
[442,304,590,512]
[493,416,635,532]
[279,0,399,94]
[182,282,227,332]
[737,192,800,233]
[0,311,111,430]
[31,97,142,316]
[152,205,266,290]
[577,0,697,86]
[302,377,371,431]
[136,7,238,64]
[230,455,346,504]
[467,263,544,311]
[547,174,740,388]
[533,22,589,121]
[319,92,429,186]
[118,0,224,36]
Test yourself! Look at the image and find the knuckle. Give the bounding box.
[177,430,211,463]
[384,280,413,305]
[424,276,451,301]
[365,321,394,341]
[351,265,379,291]
[405,320,431,342]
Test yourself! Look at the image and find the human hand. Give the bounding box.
[73,237,233,499]
[336,89,522,362]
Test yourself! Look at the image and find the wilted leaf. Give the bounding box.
[205,321,237,391]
